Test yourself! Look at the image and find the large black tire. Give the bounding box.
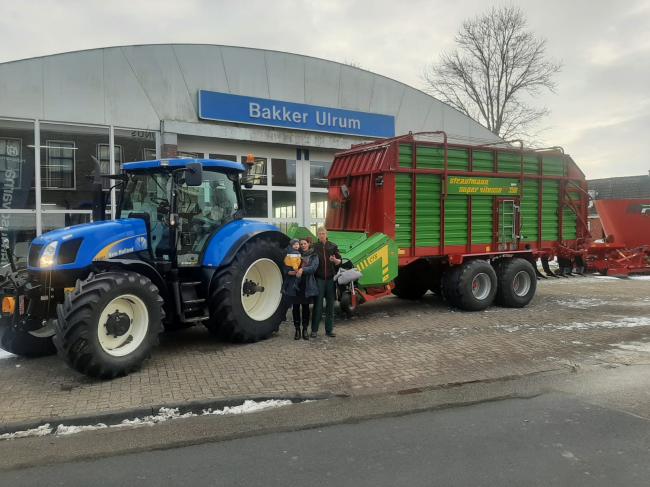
[0,317,56,357]
[54,272,164,379]
[442,259,497,311]
[206,238,284,342]
[494,258,537,308]
[392,260,430,300]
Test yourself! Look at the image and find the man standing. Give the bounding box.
[311,227,342,338]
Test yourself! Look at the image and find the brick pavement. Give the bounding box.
[0,276,649,425]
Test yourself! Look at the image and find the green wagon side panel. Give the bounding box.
[542,155,566,176]
[541,179,560,241]
[399,144,413,168]
[326,230,368,253]
[472,150,494,172]
[395,173,413,248]
[340,233,399,287]
[471,196,493,245]
[414,147,469,171]
[415,174,441,247]
[445,195,468,246]
[497,152,522,174]
[523,154,540,175]
[562,189,579,240]
[520,180,540,242]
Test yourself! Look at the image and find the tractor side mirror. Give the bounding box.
[185,162,203,186]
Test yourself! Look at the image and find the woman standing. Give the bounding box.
[282,238,319,340]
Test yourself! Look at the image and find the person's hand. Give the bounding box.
[288,270,296,276]
[329,256,341,265]
[296,268,304,277]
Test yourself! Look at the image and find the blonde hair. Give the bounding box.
[316,226,327,234]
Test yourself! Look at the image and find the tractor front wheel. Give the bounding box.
[0,317,56,357]
[54,272,164,379]
[207,238,284,342]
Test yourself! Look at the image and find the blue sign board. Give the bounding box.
[198,90,395,138]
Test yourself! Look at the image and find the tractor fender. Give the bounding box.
[202,220,289,270]
[94,258,168,300]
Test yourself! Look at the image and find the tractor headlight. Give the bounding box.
[39,241,58,268]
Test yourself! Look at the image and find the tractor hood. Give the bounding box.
[28,219,148,271]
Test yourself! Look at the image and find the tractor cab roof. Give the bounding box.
[122,158,246,173]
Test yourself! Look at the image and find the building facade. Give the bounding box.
[0,44,500,262]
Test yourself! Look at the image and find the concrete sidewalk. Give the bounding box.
[0,276,649,428]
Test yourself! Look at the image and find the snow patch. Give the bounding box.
[556,316,650,331]
[555,298,608,309]
[0,399,296,441]
[0,350,16,360]
[612,341,650,353]
[630,275,650,281]
[0,424,52,440]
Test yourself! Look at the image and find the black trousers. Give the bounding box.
[292,303,310,328]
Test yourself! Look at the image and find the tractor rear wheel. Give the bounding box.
[206,238,284,342]
[494,258,537,308]
[0,317,56,357]
[442,260,497,311]
[54,272,164,379]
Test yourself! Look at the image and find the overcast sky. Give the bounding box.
[1,0,648,179]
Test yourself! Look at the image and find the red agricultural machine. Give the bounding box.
[586,199,650,276]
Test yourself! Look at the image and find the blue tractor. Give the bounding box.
[0,158,288,378]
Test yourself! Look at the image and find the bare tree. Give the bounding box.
[423,6,561,141]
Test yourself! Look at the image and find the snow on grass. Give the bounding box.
[0,399,296,441]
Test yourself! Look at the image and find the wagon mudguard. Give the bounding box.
[201,219,288,269]
[27,219,148,272]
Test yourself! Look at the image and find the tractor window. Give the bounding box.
[176,171,239,266]
[121,173,172,260]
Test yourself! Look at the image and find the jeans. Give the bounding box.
[311,278,335,334]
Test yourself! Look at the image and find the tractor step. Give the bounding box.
[184,298,206,305]
[182,314,210,323]
[181,281,202,287]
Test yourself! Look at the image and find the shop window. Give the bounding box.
[0,137,23,188]
[243,189,268,218]
[0,119,36,210]
[41,123,109,211]
[310,160,331,188]
[240,156,267,185]
[143,148,157,160]
[209,153,237,162]
[271,159,296,186]
[178,151,201,158]
[272,191,297,219]
[97,143,123,189]
[43,140,75,189]
[0,213,36,265]
[310,192,329,220]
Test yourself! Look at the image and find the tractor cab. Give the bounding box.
[118,158,245,267]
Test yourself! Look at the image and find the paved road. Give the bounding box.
[1,276,649,426]
[2,390,648,487]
